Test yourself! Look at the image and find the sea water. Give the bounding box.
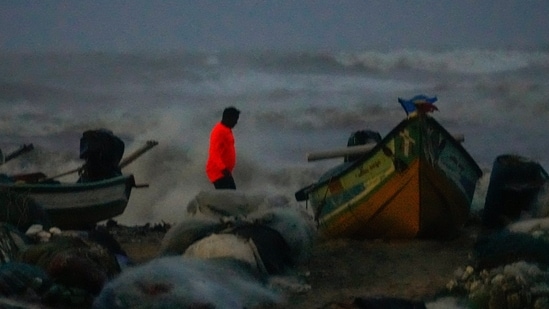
[1,48,548,225]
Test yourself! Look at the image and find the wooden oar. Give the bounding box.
[40,167,83,181]
[40,140,159,182]
[0,144,34,165]
[119,140,158,168]
[306,134,464,162]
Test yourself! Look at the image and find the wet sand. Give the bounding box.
[117,221,480,308]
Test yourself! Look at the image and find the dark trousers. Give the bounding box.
[213,175,236,190]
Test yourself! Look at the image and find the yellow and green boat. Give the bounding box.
[296,96,482,240]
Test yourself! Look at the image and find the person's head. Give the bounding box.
[221,106,240,128]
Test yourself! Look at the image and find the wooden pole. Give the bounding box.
[40,140,159,182]
[118,140,158,168]
[306,134,464,162]
[1,144,34,165]
[307,144,376,162]
[41,167,83,180]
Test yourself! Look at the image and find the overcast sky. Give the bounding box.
[1,1,548,52]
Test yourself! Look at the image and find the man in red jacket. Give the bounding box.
[206,107,240,189]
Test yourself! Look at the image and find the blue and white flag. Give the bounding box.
[398,95,438,116]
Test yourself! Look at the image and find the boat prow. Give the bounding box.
[296,96,482,240]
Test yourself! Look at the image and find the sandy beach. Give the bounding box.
[115,219,480,309]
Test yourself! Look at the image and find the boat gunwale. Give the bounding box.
[0,174,136,194]
[308,115,482,193]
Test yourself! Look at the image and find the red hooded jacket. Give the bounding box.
[206,122,236,182]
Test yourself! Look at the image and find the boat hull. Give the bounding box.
[0,175,135,229]
[305,115,482,240]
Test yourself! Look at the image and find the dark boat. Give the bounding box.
[0,175,136,229]
[0,131,157,230]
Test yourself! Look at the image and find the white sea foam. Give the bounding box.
[1,48,548,225]
[335,49,549,74]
